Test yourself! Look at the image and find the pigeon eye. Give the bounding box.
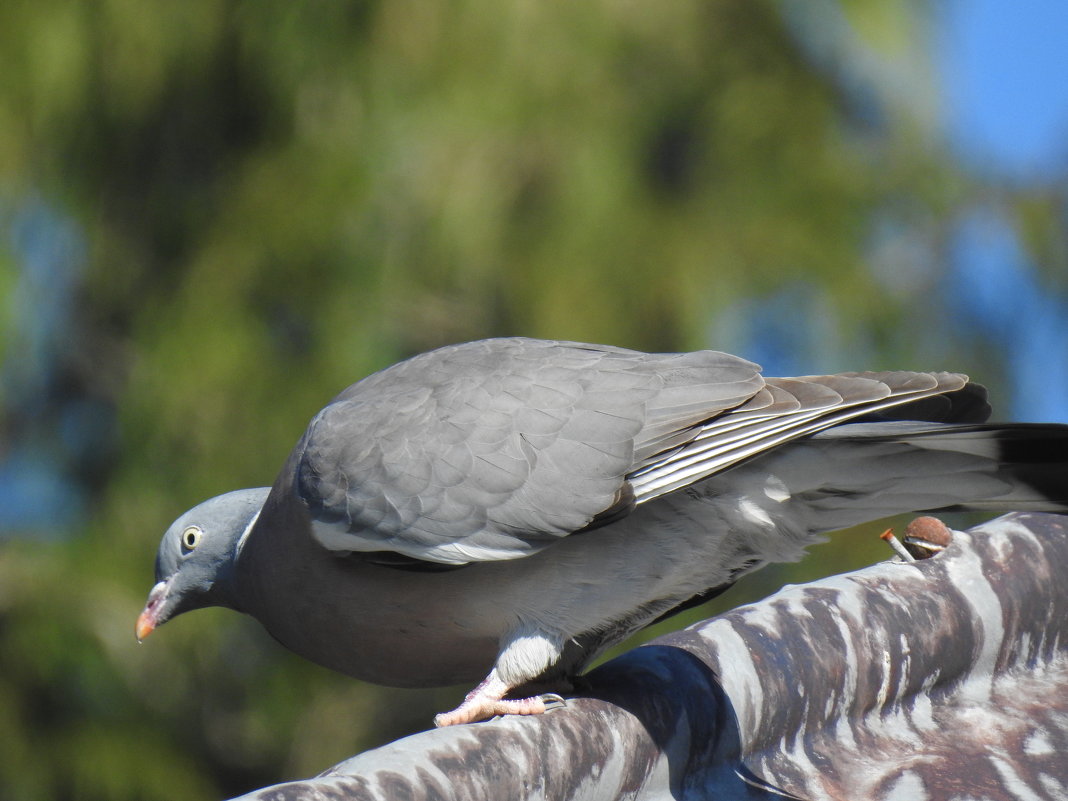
[181,526,203,551]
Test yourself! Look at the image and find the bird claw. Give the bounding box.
[539,692,566,711]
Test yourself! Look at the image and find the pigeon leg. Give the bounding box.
[434,671,565,727]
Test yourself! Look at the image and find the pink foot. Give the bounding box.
[433,674,565,727]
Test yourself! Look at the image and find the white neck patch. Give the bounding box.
[235,508,262,556]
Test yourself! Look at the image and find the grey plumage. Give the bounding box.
[298,341,764,563]
[137,337,1068,725]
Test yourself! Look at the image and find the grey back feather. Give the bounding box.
[292,338,973,564]
[296,339,761,562]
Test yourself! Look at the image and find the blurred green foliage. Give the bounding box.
[0,1,1060,798]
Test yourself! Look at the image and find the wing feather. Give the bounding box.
[290,338,972,565]
[295,338,761,563]
[628,372,969,500]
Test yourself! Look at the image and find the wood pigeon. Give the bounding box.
[136,338,1068,725]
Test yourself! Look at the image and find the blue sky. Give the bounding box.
[937,0,1068,181]
[937,1,1068,422]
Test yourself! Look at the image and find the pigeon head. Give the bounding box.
[136,488,269,642]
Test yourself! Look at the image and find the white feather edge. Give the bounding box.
[235,507,262,555]
[628,382,962,503]
[309,517,531,564]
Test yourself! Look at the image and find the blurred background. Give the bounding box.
[2,0,1067,797]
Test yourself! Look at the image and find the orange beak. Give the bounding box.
[135,609,156,642]
[135,579,170,643]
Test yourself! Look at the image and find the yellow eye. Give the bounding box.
[181,526,203,551]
